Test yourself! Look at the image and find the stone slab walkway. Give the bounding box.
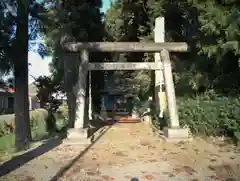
[0,122,240,181]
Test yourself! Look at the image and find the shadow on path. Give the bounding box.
[0,138,62,177]
[50,125,112,181]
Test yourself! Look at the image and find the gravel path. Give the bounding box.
[0,122,240,181]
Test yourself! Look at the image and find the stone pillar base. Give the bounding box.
[160,127,192,142]
[142,115,152,124]
[63,128,91,145]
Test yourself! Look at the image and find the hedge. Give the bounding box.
[0,121,48,151]
[54,102,68,130]
[177,96,240,138]
[0,109,49,137]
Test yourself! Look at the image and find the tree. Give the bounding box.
[0,1,16,74]
[33,75,61,111]
[0,0,48,150]
[13,0,32,150]
[104,0,155,100]
[43,0,105,127]
[105,0,240,97]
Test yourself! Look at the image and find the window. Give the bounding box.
[0,96,3,108]
[7,97,14,109]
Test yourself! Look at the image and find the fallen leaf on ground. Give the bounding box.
[25,176,35,181]
[174,165,197,176]
[86,171,98,176]
[143,174,155,180]
[101,175,114,181]
[208,175,224,180]
[168,173,175,178]
[210,158,217,162]
[140,140,151,146]
[114,151,126,156]
[162,172,169,175]
[208,164,233,173]
[148,159,157,163]
[124,175,132,179]
[148,145,156,149]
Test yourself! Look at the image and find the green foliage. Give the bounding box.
[177,96,240,138]
[34,75,62,111]
[0,1,15,74]
[29,109,48,130]
[57,102,68,120]
[0,0,47,74]
[54,102,68,131]
[42,0,105,114]
[0,109,49,137]
[0,122,48,151]
[104,0,155,99]
[0,107,68,151]
[105,0,240,97]
[234,132,240,143]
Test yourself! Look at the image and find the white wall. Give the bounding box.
[29,96,40,110]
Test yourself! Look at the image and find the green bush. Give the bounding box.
[54,102,68,131]
[0,109,49,137]
[58,102,68,120]
[0,122,48,151]
[177,96,240,137]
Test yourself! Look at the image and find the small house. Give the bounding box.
[0,84,40,115]
[0,85,15,114]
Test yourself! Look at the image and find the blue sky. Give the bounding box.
[102,0,111,13]
[28,0,112,84]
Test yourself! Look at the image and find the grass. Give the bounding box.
[0,119,69,163]
[0,122,49,151]
[0,123,49,163]
[0,113,68,151]
[0,134,15,151]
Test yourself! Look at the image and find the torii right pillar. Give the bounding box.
[154,17,166,118]
[155,17,191,141]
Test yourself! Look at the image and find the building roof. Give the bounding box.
[0,83,37,97]
[0,84,15,93]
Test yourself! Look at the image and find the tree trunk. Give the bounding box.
[14,0,32,150]
[66,91,76,128]
[62,52,78,128]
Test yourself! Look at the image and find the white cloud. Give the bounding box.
[28,51,51,84]
[1,52,52,84]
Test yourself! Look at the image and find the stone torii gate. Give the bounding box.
[63,17,190,142]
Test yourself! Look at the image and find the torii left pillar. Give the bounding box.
[66,49,90,143]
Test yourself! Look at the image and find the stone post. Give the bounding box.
[160,49,190,140]
[89,72,93,120]
[100,95,107,120]
[161,49,179,128]
[66,49,89,141]
[74,49,88,128]
[154,17,166,118]
[63,53,78,128]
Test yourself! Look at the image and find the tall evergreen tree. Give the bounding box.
[1,0,47,150]
[105,0,240,96]
[44,0,105,124]
[13,0,32,150]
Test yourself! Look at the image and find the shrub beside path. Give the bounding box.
[1,121,240,181]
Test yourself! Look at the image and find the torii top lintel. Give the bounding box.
[63,42,188,53]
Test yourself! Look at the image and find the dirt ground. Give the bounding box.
[0,121,240,181]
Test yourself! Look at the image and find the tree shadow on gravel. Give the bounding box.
[0,137,63,176]
[49,124,112,181]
